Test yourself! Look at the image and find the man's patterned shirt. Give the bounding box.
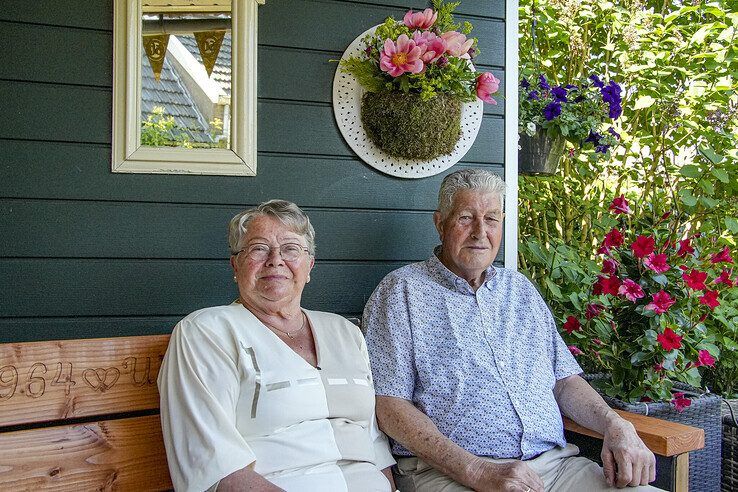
[364,253,582,458]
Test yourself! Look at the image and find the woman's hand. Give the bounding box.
[381,466,397,490]
[216,465,285,492]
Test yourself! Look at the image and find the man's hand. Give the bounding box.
[601,415,656,488]
[466,458,544,492]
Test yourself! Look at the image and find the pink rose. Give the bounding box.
[475,72,500,105]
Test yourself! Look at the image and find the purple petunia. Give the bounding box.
[596,144,610,154]
[520,78,530,89]
[585,131,602,144]
[539,74,551,90]
[528,90,540,100]
[544,101,562,120]
[589,74,605,88]
[552,86,568,102]
[600,80,623,120]
[608,127,621,140]
[601,83,622,105]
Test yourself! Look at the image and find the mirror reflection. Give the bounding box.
[140,8,232,149]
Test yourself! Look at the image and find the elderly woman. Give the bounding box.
[158,200,395,492]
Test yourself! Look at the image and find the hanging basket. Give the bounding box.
[360,91,462,160]
[518,131,566,175]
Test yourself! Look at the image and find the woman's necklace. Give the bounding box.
[268,311,306,340]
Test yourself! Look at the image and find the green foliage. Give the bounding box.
[140,106,192,148]
[339,58,386,93]
[432,0,471,34]
[702,286,738,397]
[518,0,738,400]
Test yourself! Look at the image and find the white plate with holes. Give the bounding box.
[332,26,484,179]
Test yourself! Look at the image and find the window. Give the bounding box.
[112,0,261,175]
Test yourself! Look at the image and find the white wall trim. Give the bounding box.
[112,0,258,176]
[504,0,520,270]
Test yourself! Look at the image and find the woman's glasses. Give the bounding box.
[235,243,309,262]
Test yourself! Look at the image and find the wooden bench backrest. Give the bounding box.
[0,335,172,491]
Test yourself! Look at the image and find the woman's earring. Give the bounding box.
[233,275,238,282]
[306,275,311,283]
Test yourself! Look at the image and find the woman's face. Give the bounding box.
[230,215,314,309]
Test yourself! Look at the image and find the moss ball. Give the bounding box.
[361,91,462,160]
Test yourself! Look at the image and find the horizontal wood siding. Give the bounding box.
[0,0,506,342]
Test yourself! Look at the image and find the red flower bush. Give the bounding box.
[563,315,581,334]
[609,194,632,214]
[560,194,737,405]
[671,392,692,412]
[656,328,682,351]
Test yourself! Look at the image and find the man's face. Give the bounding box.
[434,189,504,285]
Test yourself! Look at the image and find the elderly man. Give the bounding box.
[364,168,659,492]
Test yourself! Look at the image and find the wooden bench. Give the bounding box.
[0,335,704,491]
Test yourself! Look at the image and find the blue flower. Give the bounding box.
[539,75,551,90]
[589,74,605,88]
[544,101,562,120]
[609,103,623,119]
[521,78,530,89]
[601,80,622,105]
[608,127,621,140]
[565,84,578,90]
[585,131,602,144]
[528,90,540,100]
[595,144,610,154]
[552,86,568,102]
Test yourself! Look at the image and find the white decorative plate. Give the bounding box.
[332,26,483,179]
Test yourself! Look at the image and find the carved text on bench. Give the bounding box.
[0,356,159,400]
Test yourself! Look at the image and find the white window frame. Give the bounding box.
[112,0,260,175]
[504,0,519,270]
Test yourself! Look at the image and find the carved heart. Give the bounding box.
[82,367,120,393]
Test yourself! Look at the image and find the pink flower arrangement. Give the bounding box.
[559,194,738,404]
[403,8,438,30]
[476,72,500,105]
[340,1,499,104]
[440,31,474,58]
[380,35,423,77]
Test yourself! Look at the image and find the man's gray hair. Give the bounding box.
[228,199,316,255]
[437,168,506,219]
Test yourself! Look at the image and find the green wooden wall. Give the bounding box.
[0,0,506,342]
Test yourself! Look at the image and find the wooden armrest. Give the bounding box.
[563,409,704,457]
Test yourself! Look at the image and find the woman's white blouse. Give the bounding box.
[158,304,395,492]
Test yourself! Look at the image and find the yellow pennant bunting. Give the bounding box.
[143,34,170,82]
[194,30,226,77]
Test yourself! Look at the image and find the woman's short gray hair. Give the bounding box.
[437,168,506,219]
[228,200,316,255]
